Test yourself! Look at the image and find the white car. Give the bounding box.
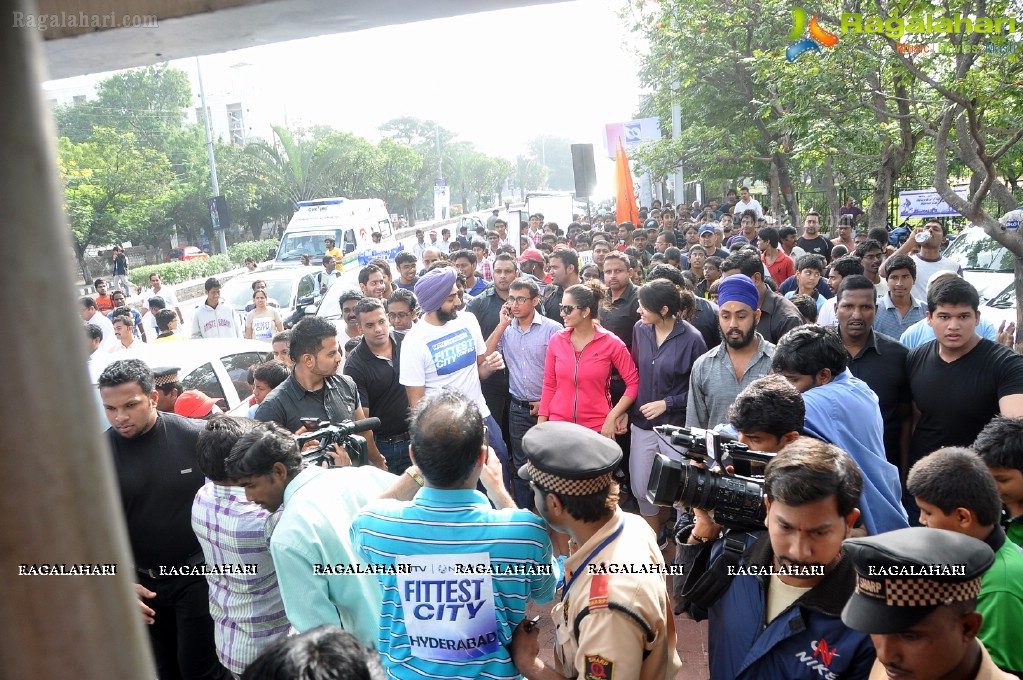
[219,267,322,330]
[980,282,1018,332]
[942,226,1014,303]
[90,339,273,424]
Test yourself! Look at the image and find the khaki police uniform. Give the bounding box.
[553,510,681,680]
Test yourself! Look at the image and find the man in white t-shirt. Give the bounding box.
[140,272,183,323]
[732,185,763,219]
[400,267,512,485]
[79,296,117,351]
[880,220,962,301]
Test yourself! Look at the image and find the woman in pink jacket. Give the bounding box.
[538,280,640,439]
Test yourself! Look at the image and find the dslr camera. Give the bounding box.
[296,417,380,468]
[646,425,774,533]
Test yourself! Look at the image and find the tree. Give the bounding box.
[59,128,173,281]
[527,135,575,191]
[376,137,423,217]
[244,125,346,206]
[875,0,1023,347]
[54,64,191,153]
[514,155,548,201]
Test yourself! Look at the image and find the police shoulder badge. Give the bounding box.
[584,654,614,680]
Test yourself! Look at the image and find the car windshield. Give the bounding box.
[315,278,360,319]
[943,227,1014,272]
[221,278,293,309]
[278,231,339,262]
[986,283,1015,310]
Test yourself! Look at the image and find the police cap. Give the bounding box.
[518,421,621,496]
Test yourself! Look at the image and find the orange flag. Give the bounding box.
[615,137,639,226]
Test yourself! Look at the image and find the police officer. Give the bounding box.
[842,527,1013,680]
[510,422,681,680]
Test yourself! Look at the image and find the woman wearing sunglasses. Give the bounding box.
[537,280,639,440]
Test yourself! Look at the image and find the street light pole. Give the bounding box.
[671,80,684,208]
[197,57,227,254]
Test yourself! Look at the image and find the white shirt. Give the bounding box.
[438,239,453,254]
[817,297,838,327]
[141,285,179,309]
[399,311,490,418]
[87,310,118,351]
[733,197,764,219]
[108,337,144,353]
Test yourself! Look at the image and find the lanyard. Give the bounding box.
[560,520,625,601]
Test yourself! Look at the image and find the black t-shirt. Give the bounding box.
[847,331,911,467]
[109,413,206,568]
[796,235,832,263]
[598,282,640,352]
[907,338,1023,463]
[466,288,509,389]
[342,333,409,437]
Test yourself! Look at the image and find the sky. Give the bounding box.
[44,0,648,198]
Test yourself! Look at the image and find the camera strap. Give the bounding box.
[680,529,747,612]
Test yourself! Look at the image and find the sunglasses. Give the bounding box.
[560,305,585,315]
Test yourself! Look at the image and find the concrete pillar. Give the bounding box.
[0,1,156,676]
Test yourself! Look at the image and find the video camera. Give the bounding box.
[647,425,776,533]
[296,417,380,468]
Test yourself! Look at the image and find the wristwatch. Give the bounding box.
[405,467,425,487]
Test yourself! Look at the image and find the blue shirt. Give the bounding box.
[873,292,927,340]
[498,311,563,401]
[899,316,999,349]
[801,370,909,535]
[351,487,557,680]
[269,465,395,644]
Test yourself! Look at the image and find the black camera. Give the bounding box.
[296,417,380,468]
[647,425,775,533]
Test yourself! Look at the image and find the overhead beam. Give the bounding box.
[39,0,560,80]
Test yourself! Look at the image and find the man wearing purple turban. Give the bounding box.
[400,267,512,481]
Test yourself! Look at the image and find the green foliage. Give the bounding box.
[227,239,279,265]
[59,127,174,281]
[130,254,232,287]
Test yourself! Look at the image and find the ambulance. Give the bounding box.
[270,197,402,271]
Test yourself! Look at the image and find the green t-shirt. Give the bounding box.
[1006,515,1023,550]
[977,532,1023,673]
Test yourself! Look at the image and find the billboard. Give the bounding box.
[898,187,968,218]
[604,118,661,159]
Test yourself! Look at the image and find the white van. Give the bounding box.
[270,198,400,271]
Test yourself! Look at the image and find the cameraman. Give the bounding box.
[675,434,876,680]
[255,316,386,470]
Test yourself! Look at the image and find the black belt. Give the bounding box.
[376,431,410,443]
[137,550,204,580]
[510,397,534,408]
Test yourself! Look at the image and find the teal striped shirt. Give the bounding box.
[351,488,557,680]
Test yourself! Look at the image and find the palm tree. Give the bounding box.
[244,125,344,206]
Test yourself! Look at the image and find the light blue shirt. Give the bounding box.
[352,487,557,680]
[899,316,999,349]
[269,465,396,644]
[873,293,927,340]
[802,370,909,535]
[498,311,563,402]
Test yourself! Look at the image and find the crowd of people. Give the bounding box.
[90,193,1023,680]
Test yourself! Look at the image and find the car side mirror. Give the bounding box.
[268,247,277,259]
[296,295,314,307]
[344,243,355,255]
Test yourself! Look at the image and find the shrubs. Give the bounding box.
[128,239,278,287]
[131,255,231,287]
[227,239,278,266]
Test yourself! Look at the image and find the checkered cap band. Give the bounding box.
[855,574,982,607]
[154,373,180,386]
[527,463,613,496]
